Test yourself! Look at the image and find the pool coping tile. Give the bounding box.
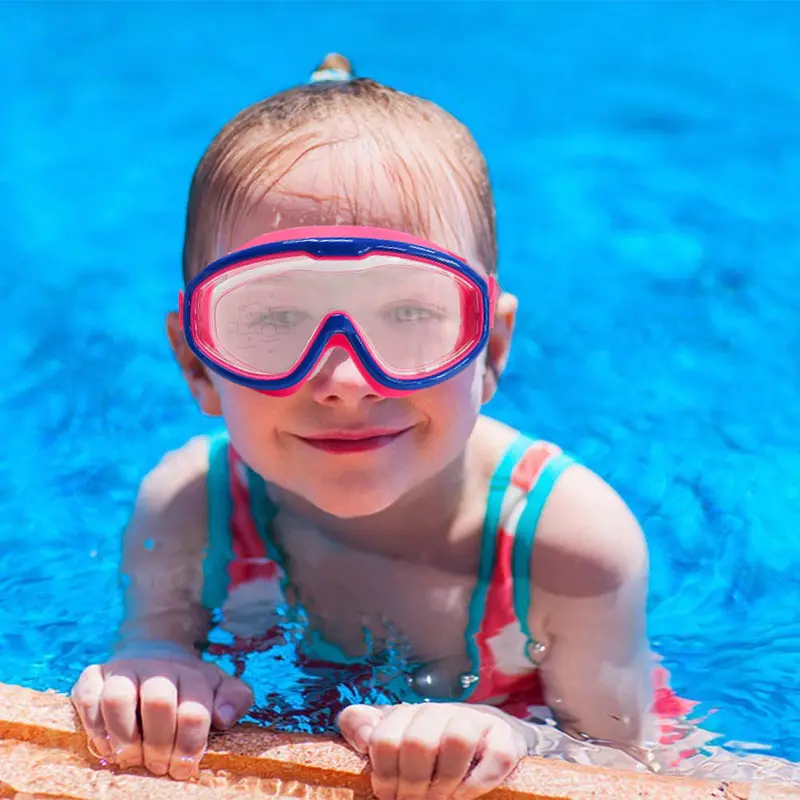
[1,682,798,800]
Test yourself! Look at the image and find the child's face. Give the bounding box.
[168,144,517,518]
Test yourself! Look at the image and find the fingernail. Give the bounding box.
[148,760,169,776]
[218,703,236,728]
[353,724,373,754]
[87,734,112,760]
[171,755,200,780]
[113,743,141,769]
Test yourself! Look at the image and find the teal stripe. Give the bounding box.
[244,467,297,601]
[459,433,535,702]
[484,434,535,544]
[202,430,234,611]
[511,452,577,645]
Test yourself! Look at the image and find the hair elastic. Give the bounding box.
[308,65,353,84]
[308,53,355,83]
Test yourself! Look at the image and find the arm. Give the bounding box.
[529,463,655,749]
[72,435,255,781]
[114,435,213,658]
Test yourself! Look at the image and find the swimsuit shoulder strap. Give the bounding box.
[203,431,284,611]
[485,433,578,644]
[203,429,235,611]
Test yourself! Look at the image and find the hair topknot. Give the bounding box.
[315,52,354,76]
[307,52,355,87]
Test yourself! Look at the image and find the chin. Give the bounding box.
[306,476,407,519]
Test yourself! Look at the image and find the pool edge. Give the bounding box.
[1,682,796,799]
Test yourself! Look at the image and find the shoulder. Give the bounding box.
[533,461,648,596]
[473,417,647,590]
[136,434,212,509]
[124,434,214,564]
[471,415,526,480]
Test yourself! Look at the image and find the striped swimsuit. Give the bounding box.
[201,430,690,734]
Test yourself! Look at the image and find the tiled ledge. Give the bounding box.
[1,683,797,800]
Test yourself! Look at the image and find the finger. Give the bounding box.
[140,674,178,776]
[169,667,214,780]
[71,665,112,759]
[211,672,254,730]
[337,704,388,754]
[452,723,524,800]
[428,712,484,798]
[369,704,419,800]
[100,666,143,768]
[396,705,452,800]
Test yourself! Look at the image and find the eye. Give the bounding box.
[246,307,312,329]
[384,305,442,324]
[271,308,312,327]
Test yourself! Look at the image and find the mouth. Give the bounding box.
[296,427,414,454]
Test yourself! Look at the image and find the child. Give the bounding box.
[72,54,670,797]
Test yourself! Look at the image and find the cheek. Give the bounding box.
[414,364,484,440]
[216,382,283,441]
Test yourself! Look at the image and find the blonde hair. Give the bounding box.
[181,54,497,281]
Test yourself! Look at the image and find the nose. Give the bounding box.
[308,347,382,407]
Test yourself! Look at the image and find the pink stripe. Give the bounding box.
[510,441,561,493]
[227,446,273,587]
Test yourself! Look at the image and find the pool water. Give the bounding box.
[1,0,799,772]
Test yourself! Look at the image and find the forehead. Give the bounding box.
[219,136,485,271]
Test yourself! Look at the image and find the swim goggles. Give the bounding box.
[179,226,499,396]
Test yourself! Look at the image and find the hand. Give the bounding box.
[71,656,253,780]
[338,703,527,800]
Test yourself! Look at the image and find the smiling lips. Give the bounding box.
[297,427,413,453]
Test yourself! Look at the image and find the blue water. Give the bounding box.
[1,0,799,765]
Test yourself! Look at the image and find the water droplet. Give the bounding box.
[408,671,435,691]
[406,660,473,699]
[143,538,155,551]
[459,671,479,689]
[527,640,547,663]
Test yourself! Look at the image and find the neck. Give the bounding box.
[272,451,473,562]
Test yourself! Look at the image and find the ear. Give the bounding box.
[482,291,517,403]
[166,311,223,416]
